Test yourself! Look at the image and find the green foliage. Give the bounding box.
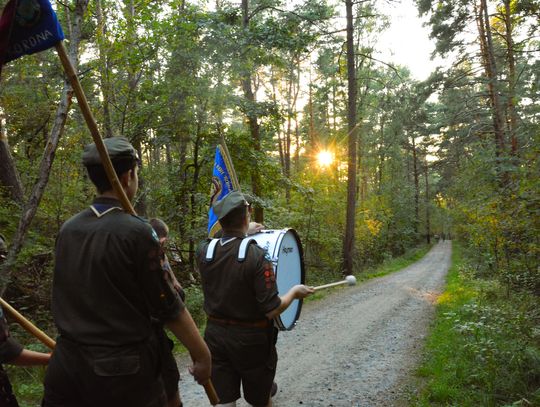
[412,244,540,406]
[183,285,206,328]
[4,364,47,407]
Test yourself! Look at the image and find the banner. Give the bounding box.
[0,0,65,68]
[208,145,240,237]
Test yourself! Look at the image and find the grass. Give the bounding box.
[4,362,47,407]
[410,243,540,406]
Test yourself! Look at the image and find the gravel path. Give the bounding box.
[178,241,452,406]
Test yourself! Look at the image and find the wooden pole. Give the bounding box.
[0,297,55,350]
[54,41,135,215]
[218,136,240,191]
[55,40,219,405]
[204,381,220,406]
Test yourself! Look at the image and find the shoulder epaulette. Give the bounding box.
[238,238,257,262]
[205,238,220,262]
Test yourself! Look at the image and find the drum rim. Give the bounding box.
[274,228,305,331]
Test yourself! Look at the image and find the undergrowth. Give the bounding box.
[411,243,540,406]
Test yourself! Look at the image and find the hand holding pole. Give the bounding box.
[0,297,56,350]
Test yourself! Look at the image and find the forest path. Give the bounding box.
[178,241,452,406]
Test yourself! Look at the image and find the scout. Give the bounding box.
[149,217,184,407]
[196,191,314,407]
[43,137,211,407]
[0,235,50,407]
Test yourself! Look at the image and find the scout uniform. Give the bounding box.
[43,138,183,407]
[0,304,22,407]
[196,192,281,406]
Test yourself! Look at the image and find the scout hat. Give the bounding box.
[82,137,138,167]
[212,191,249,220]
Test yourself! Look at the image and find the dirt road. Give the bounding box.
[178,241,452,406]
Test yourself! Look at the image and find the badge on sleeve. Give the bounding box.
[263,262,276,289]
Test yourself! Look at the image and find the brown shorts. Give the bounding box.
[42,336,167,407]
[204,322,277,406]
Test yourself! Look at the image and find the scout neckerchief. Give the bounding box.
[90,202,123,218]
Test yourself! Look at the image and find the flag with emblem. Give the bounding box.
[0,0,65,75]
[208,144,240,237]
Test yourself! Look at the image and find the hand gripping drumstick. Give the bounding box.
[313,275,357,291]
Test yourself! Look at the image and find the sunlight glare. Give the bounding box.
[317,150,334,168]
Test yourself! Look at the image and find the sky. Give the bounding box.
[376,0,446,80]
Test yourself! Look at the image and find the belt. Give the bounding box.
[208,315,270,329]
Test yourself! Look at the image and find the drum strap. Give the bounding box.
[205,239,220,262]
[238,238,257,262]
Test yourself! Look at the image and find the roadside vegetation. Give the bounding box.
[412,243,540,406]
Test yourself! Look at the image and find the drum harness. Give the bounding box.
[204,237,271,329]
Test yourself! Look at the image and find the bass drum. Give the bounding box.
[250,229,305,330]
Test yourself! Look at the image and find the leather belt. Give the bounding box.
[208,315,270,329]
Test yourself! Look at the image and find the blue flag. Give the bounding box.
[0,0,65,67]
[208,145,239,237]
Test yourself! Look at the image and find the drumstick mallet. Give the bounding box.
[313,275,357,291]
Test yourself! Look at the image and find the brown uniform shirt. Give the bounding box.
[52,197,183,346]
[196,234,281,321]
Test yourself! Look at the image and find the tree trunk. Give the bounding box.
[411,135,420,235]
[377,115,385,194]
[0,0,89,296]
[284,59,300,204]
[342,0,358,276]
[308,77,316,146]
[189,112,204,271]
[424,156,430,244]
[95,0,113,138]
[502,0,519,156]
[241,0,263,222]
[477,0,506,162]
[0,120,24,204]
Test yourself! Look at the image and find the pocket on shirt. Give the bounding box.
[93,354,140,376]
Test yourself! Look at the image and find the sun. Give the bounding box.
[317,150,334,168]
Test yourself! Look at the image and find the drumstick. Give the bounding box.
[313,275,357,291]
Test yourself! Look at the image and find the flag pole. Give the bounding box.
[218,135,240,191]
[54,41,220,405]
[54,41,135,215]
[0,297,55,350]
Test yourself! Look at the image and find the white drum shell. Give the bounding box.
[249,229,305,330]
